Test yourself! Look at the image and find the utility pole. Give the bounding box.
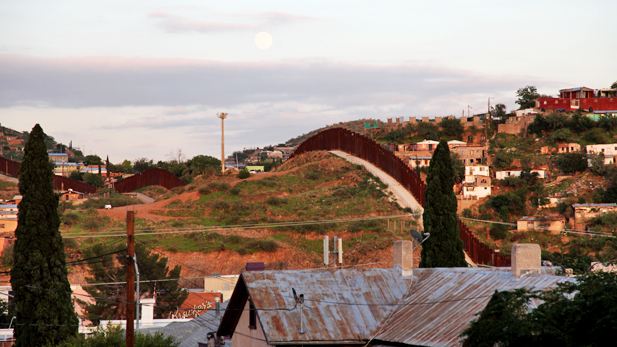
[485,98,490,146]
[217,112,228,173]
[126,211,135,347]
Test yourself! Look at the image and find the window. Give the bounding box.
[0,224,4,228]
[544,101,547,105]
[223,283,230,291]
[249,300,257,329]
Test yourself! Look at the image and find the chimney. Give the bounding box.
[393,240,413,277]
[141,298,156,326]
[245,262,265,271]
[511,244,541,278]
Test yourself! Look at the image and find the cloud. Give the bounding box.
[146,10,314,33]
[0,54,539,115]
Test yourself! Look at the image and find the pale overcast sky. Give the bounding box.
[1,0,616,162]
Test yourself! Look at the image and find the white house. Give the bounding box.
[586,144,617,156]
[496,169,546,180]
[463,165,491,199]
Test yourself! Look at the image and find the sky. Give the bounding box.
[1,0,616,163]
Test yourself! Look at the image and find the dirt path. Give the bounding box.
[98,191,200,221]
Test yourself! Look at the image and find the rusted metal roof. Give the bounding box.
[374,267,574,347]
[243,268,411,345]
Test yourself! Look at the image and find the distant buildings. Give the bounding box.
[536,86,617,114]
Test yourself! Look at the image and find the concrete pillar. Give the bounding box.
[393,240,413,277]
[511,244,541,277]
[141,298,156,326]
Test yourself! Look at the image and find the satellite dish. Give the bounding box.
[410,229,423,243]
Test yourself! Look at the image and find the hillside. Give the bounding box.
[285,119,382,146]
[48,151,419,284]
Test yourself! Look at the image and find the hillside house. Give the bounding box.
[497,115,536,135]
[410,140,439,151]
[217,242,571,347]
[204,274,239,302]
[558,143,581,154]
[496,168,546,180]
[572,203,617,221]
[48,153,69,163]
[408,151,433,168]
[586,144,617,165]
[53,162,80,177]
[463,165,491,199]
[455,146,486,165]
[59,189,85,201]
[517,216,565,234]
[536,86,617,113]
[0,204,18,233]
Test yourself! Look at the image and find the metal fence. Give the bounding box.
[114,168,185,193]
[0,157,20,177]
[290,127,511,267]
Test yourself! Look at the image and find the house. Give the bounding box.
[536,86,617,113]
[454,146,486,165]
[216,242,571,347]
[557,143,581,154]
[463,165,491,199]
[53,162,80,177]
[410,140,439,151]
[204,274,239,301]
[496,168,547,180]
[572,203,617,221]
[48,153,69,163]
[59,189,85,201]
[498,115,536,135]
[408,151,433,168]
[447,140,467,149]
[586,144,617,165]
[0,204,18,233]
[517,216,566,234]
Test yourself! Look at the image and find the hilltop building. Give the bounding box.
[536,86,617,114]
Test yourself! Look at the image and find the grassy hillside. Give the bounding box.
[55,151,419,274]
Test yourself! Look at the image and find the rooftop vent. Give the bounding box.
[511,244,541,278]
[245,262,265,272]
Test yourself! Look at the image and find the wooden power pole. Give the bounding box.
[126,211,135,347]
[217,112,228,173]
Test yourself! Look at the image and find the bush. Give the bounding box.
[489,223,510,240]
[462,209,473,218]
[211,201,230,210]
[305,171,322,180]
[61,211,80,226]
[198,186,210,195]
[226,235,242,244]
[229,187,241,196]
[63,238,78,249]
[246,239,279,252]
[236,247,248,255]
[49,324,179,347]
[501,176,524,188]
[556,152,588,174]
[83,218,101,231]
[1,244,13,267]
[237,168,250,179]
[549,128,572,143]
[266,196,286,206]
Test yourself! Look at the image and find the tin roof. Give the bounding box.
[225,268,410,345]
[572,203,617,208]
[374,267,572,347]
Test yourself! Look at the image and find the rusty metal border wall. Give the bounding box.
[290,127,511,267]
[114,167,185,193]
[53,176,98,194]
[0,157,20,177]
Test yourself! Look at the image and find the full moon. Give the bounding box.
[255,32,273,50]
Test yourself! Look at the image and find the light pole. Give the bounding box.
[217,113,228,173]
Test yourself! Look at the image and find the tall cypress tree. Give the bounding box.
[11,124,78,346]
[419,139,467,267]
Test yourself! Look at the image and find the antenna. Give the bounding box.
[292,288,306,334]
[323,236,329,265]
[323,236,343,268]
[410,229,430,250]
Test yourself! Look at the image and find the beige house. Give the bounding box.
[572,203,617,221]
[204,274,239,302]
[517,216,565,234]
[455,146,486,165]
[0,203,18,233]
[557,143,581,154]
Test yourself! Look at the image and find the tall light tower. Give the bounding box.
[217,112,228,173]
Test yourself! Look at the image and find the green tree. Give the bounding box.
[589,153,607,176]
[11,124,78,346]
[420,140,467,268]
[461,272,617,347]
[439,117,464,140]
[69,171,83,181]
[83,173,104,187]
[79,243,188,325]
[515,85,540,109]
[549,128,572,143]
[133,158,154,173]
[416,122,440,141]
[238,168,250,179]
[556,151,588,174]
[450,152,465,183]
[84,155,102,166]
[493,150,514,170]
[188,155,221,175]
[491,103,507,122]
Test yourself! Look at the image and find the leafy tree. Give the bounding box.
[188,155,221,174]
[133,158,154,173]
[556,151,587,174]
[489,190,527,220]
[69,171,83,181]
[493,151,513,170]
[515,85,540,109]
[566,112,594,133]
[11,124,78,346]
[491,103,507,122]
[420,140,466,268]
[461,272,617,347]
[83,173,104,187]
[84,155,102,166]
[549,128,572,143]
[589,153,607,176]
[79,243,188,325]
[439,117,464,139]
[120,159,133,174]
[584,127,609,144]
[416,122,440,141]
[527,114,549,135]
[238,168,250,179]
[49,325,179,347]
[544,111,568,130]
[450,152,465,183]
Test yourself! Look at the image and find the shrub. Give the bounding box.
[549,128,572,143]
[83,218,101,231]
[237,169,250,179]
[0,244,13,267]
[236,247,248,255]
[489,223,510,240]
[211,201,230,210]
[246,240,279,252]
[206,232,221,241]
[229,187,241,196]
[63,238,78,249]
[198,187,210,195]
[61,211,80,226]
[170,220,184,228]
[226,235,242,244]
[266,196,286,206]
[305,171,322,180]
[556,152,587,174]
[462,209,473,218]
[501,176,524,188]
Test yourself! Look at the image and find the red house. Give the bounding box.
[536,86,617,113]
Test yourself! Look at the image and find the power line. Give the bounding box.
[459,216,616,238]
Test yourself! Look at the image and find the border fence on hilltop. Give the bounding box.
[114,168,185,193]
[289,127,511,267]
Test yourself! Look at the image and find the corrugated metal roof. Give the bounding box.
[243,268,411,345]
[374,267,573,347]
